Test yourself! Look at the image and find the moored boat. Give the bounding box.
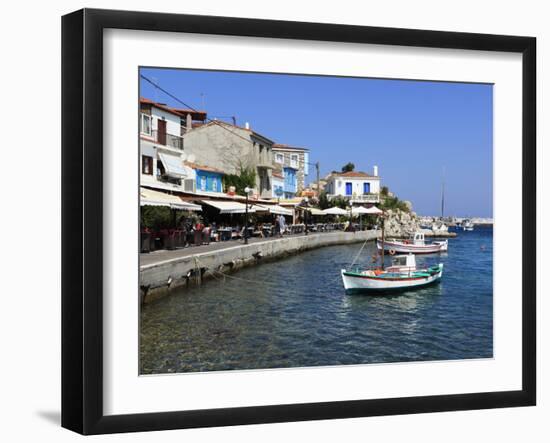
[377,231,448,255]
[341,254,443,294]
[462,219,474,231]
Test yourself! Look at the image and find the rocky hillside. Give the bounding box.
[383,209,420,238]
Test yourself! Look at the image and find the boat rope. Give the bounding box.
[348,240,368,270]
[193,256,285,289]
[193,256,342,293]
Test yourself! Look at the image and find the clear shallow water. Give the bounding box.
[140,227,493,374]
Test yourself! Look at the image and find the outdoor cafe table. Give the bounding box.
[290,224,305,234]
[217,228,233,241]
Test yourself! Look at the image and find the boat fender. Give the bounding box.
[389,249,396,255]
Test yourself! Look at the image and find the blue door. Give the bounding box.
[363,182,370,194]
[345,182,352,195]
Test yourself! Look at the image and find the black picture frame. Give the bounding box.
[62,8,536,435]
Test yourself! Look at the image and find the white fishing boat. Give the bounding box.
[377,231,448,255]
[462,219,474,231]
[341,254,443,294]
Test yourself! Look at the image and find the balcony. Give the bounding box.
[350,193,380,203]
[150,129,184,150]
[327,193,380,203]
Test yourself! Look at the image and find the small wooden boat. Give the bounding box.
[341,254,443,294]
[377,231,448,255]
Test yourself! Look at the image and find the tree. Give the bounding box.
[318,191,330,209]
[317,191,347,210]
[380,195,410,213]
[223,163,257,195]
[381,186,389,196]
[341,162,355,173]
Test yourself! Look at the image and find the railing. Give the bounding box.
[327,193,380,203]
[350,193,380,203]
[150,129,184,150]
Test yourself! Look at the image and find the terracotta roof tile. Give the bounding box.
[184,161,225,174]
[140,97,207,120]
[332,171,378,178]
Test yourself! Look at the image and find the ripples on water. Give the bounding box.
[140,227,493,374]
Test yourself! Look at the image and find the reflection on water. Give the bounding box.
[140,227,493,374]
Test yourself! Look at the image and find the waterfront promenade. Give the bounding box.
[140,230,379,303]
[140,235,295,267]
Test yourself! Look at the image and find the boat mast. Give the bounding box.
[380,215,385,270]
[441,166,445,219]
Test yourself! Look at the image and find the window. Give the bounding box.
[200,176,207,191]
[345,182,353,196]
[363,182,371,194]
[140,113,152,135]
[156,160,165,177]
[212,177,219,192]
[141,155,153,175]
[275,153,284,164]
[290,154,298,168]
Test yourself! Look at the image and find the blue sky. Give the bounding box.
[140,68,493,217]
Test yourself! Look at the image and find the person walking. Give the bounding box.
[274,216,281,238]
[279,214,286,236]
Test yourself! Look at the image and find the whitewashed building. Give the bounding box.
[325,166,381,204]
[139,97,207,192]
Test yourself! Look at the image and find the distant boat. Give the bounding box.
[461,219,474,231]
[341,254,443,293]
[377,231,448,255]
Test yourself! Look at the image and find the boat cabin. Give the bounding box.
[410,231,425,245]
[387,254,417,273]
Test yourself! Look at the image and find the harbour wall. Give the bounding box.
[140,230,379,303]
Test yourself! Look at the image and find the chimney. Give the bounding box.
[373,165,378,176]
[186,113,193,132]
[245,122,250,130]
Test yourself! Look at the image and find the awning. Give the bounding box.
[308,207,325,216]
[202,200,256,214]
[255,205,293,216]
[357,205,384,215]
[158,152,187,178]
[297,206,325,216]
[140,187,202,211]
[322,206,349,215]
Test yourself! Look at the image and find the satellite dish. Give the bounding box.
[187,154,196,163]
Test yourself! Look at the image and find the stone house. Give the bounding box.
[183,121,275,199]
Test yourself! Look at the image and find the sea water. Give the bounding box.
[140,227,493,374]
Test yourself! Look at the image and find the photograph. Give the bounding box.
[138,68,494,375]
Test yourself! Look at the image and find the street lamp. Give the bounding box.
[244,186,251,244]
[304,196,309,235]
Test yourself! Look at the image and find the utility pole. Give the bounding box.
[315,161,320,198]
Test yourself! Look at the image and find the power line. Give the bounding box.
[140,74,318,167]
